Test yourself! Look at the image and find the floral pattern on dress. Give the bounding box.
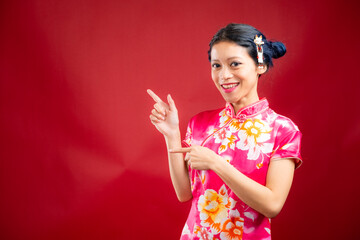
[228,119,242,133]
[195,170,207,185]
[182,223,191,236]
[184,125,193,146]
[198,185,236,234]
[236,119,273,168]
[200,171,207,184]
[219,109,232,128]
[207,126,218,136]
[220,210,244,240]
[194,225,219,240]
[213,128,238,154]
[181,99,302,240]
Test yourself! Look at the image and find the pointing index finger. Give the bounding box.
[147,89,163,103]
[169,147,191,153]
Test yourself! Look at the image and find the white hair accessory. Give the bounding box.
[254,35,264,68]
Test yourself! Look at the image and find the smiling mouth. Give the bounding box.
[221,83,239,90]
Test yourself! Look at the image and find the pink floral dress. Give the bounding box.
[180,99,302,240]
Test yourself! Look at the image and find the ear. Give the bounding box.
[256,64,267,75]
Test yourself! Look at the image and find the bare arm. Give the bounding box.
[213,156,295,218]
[147,89,192,202]
[170,146,295,217]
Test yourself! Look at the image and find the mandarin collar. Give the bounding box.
[225,98,269,120]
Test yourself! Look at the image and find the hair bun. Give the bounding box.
[269,41,286,59]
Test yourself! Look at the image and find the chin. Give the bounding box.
[221,94,240,104]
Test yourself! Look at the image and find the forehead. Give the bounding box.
[211,41,251,61]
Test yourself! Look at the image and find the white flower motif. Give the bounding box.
[181,223,191,236]
[244,211,256,221]
[198,185,236,234]
[184,126,192,145]
[194,225,215,240]
[207,126,217,135]
[219,210,244,240]
[236,119,273,161]
[277,118,290,128]
[219,109,231,127]
[214,129,237,154]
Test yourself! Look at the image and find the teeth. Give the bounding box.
[222,83,239,89]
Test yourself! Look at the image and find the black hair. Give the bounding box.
[208,23,286,70]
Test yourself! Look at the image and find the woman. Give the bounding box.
[147,23,302,240]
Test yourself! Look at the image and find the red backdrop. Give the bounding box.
[1,0,359,239]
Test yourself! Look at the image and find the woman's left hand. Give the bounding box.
[169,145,221,170]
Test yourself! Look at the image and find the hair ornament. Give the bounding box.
[254,35,264,68]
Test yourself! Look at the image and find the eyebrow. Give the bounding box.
[211,56,243,62]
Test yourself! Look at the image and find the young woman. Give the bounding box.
[147,23,302,240]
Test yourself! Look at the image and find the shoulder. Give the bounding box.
[266,108,300,133]
[266,109,303,166]
[184,108,224,145]
[189,107,224,125]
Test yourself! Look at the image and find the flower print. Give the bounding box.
[214,128,227,142]
[214,129,238,154]
[256,162,263,169]
[265,112,276,123]
[184,126,193,146]
[198,190,227,233]
[207,126,218,136]
[220,210,244,240]
[198,170,206,185]
[194,225,218,240]
[191,171,207,191]
[243,211,256,222]
[276,118,290,128]
[191,170,197,191]
[228,119,242,133]
[219,109,231,127]
[181,223,191,236]
[236,119,273,161]
[198,185,236,234]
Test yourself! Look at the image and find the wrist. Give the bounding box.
[164,129,182,149]
[211,154,227,172]
[164,128,181,140]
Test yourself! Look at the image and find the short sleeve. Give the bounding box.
[270,120,303,169]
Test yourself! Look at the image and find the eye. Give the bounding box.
[211,63,221,68]
[230,62,241,67]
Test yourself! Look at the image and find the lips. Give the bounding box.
[221,83,239,93]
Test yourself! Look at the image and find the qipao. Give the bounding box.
[180,98,302,240]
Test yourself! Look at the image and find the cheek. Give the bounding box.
[238,68,257,80]
[211,71,219,84]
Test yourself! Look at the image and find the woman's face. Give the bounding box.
[210,41,266,112]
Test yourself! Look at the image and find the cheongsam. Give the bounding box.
[180,98,302,240]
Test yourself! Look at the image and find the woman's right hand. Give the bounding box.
[147,89,180,137]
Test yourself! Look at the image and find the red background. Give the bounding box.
[1,0,359,239]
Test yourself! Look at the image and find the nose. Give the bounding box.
[220,66,233,81]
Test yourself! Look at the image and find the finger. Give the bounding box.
[154,103,166,116]
[169,147,191,153]
[167,94,177,112]
[151,109,165,120]
[149,114,161,123]
[184,153,190,161]
[147,89,163,103]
